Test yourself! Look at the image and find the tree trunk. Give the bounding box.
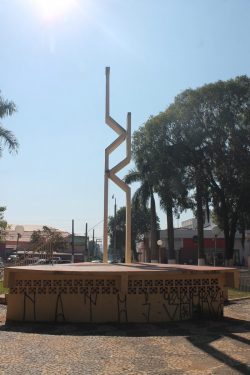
[195,171,205,265]
[150,193,158,262]
[166,194,175,263]
[227,212,238,264]
[131,242,138,261]
[221,193,238,264]
[144,237,150,262]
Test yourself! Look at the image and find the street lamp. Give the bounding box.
[157,240,163,247]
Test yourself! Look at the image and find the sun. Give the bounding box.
[31,0,77,22]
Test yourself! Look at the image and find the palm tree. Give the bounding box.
[0,92,18,156]
[124,167,158,262]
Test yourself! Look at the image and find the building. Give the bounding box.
[139,218,249,266]
[0,225,94,262]
[0,225,67,258]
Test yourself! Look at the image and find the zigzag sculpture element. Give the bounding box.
[103,67,131,263]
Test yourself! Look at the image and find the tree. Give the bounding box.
[165,93,212,264]
[204,77,250,264]
[108,207,126,260]
[131,116,190,263]
[108,205,155,261]
[166,76,250,264]
[31,226,68,253]
[0,207,7,241]
[0,92,18,241]
[124,162,158,261]
[0,92,18,156]
[88,240,102,260]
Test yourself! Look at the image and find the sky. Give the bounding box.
[1,0,250,240]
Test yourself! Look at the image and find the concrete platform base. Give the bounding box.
[4,263,239,323]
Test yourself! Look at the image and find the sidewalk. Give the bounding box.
[0,299,249,374]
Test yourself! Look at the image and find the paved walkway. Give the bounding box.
[0,300,249,375]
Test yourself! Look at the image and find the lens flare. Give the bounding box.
[31,0,77,22]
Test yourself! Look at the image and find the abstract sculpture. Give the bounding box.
[103,67,131,263]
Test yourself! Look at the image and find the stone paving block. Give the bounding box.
[0,300,249,374]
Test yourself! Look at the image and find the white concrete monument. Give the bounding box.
[103,67,131,263]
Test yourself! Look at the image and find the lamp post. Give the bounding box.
[16,233,21,251]
[246,232,250,268]
[214,235,217,267]
[212,226,220,267]
[157,239,163,263]
[112,195,117,262]
[71,219,75,263]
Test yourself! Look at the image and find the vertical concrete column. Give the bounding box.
[103,67,132,263]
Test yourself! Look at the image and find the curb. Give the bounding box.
[226,296,250,304]
[0,294,6,305]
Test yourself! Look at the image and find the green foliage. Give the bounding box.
[228,288,250,300]
[0,91,18,156]
[124,164,159,261]
[0,207,7,241]
[108,205,158,260]
[167,76,250,260]
[31,226,68,252]
[0,280,9,294]
[131,75,250,262]
[0,92,18,242]
[131,114,190,261]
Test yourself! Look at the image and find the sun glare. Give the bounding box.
[31,0,77,22]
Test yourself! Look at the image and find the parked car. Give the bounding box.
[7,254,18,263]
[34,259,47,265]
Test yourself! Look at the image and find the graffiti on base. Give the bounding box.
[117,294,128,322]
[55,292,66,322]
[142,293,151,322]
[23,292,36,321]
[13,277,224,322]
[84,293,98,323]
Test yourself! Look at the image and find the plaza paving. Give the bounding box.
[0,299,249,375]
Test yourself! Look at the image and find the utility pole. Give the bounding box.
[85,222,88,262]
[96,238,98,258]
[92,229,95,259]
[113,197,117,262]
[71,219,75,263]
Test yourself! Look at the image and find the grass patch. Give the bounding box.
[0,280,8,294]
[228,288,250,300]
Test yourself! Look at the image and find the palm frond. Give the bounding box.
[0,94,16,118]
[124,169,142,184]
[132,181,151,210]
[0,126,19,154]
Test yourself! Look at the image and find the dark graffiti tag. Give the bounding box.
[117,294,128,323]
[162,289,179,321]
[142,292,151,322]
[55,292,66,322]
[84,293,98,323]
[23,292,36,321]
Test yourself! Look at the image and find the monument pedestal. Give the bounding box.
[4,263,239,323]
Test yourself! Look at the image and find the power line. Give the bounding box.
[88,219,104,233]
